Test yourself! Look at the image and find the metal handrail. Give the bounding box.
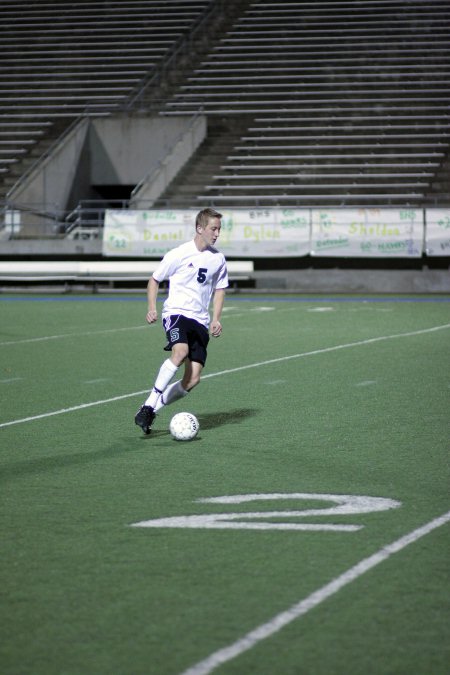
[130,110,203,200]
[4,196,450,222]
[123,0,221,111]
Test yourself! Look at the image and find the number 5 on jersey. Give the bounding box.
[197,268,207,284]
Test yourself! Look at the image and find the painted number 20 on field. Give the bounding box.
[131,493,401,532]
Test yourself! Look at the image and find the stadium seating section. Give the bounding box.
[0,0,449,212]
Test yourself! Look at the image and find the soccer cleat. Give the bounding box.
[134,405,155,434]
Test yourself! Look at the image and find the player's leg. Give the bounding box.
[135,317,207,432]
[138,342,187,408]
[181,359,203,390]
[135,317,189,434]
[156,317,207,409]
[146,342,189,402]
[155,317,208,416]
[135,352,183,434]
[154,359,203,412]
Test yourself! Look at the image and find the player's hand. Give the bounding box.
[146,309,158,324]
[210,320,222,337]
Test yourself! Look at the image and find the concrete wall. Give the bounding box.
[1,238,449,293]
[4,115,201,235]
[6,119,90,235]
[252,267,450,293]
[89,116,199,186]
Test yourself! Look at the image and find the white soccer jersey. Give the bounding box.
[153,240,228,327]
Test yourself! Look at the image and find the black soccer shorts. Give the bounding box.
[162,314,210,366]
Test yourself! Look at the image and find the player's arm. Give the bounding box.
[146,276,160,323]
[210,288,226,337]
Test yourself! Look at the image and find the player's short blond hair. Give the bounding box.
[195,207,222,231]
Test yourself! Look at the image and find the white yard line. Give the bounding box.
[0,306,279,347]
[0,301,420,347]
[0,325,147,346]
[180,509,450,675]
[0,392,144,428]
[0,322,449,430]
[0,308,279,346]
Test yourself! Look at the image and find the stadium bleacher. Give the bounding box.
[158,0,450,207]
[0,0,449,232]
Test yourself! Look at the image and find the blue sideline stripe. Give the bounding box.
[0,295,449,303]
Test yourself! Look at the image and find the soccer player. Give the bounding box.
[135,207,228,434]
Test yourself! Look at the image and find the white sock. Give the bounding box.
[155,380,188,412]
[145,359,178,408]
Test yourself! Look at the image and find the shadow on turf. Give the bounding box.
[138,407,259,440]
[199,408,259,430]
[1,409,259,480]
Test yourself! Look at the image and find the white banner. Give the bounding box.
[310,208,423,257]
[102,208,449,259]
[220,208,311,257]
[103,209,191,257]
[425,208,450,257]
[102,208,310,258]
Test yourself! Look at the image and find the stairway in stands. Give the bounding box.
[0,0,217,203]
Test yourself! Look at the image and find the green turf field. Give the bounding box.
[1,293,449,675]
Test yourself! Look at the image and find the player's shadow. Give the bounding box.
[139,408,258,440]
[198,407,258,430]
[1,409,261,480]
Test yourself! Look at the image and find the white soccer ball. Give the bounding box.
[169,412,199,441]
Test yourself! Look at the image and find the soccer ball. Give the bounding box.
[169,412,199,441]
